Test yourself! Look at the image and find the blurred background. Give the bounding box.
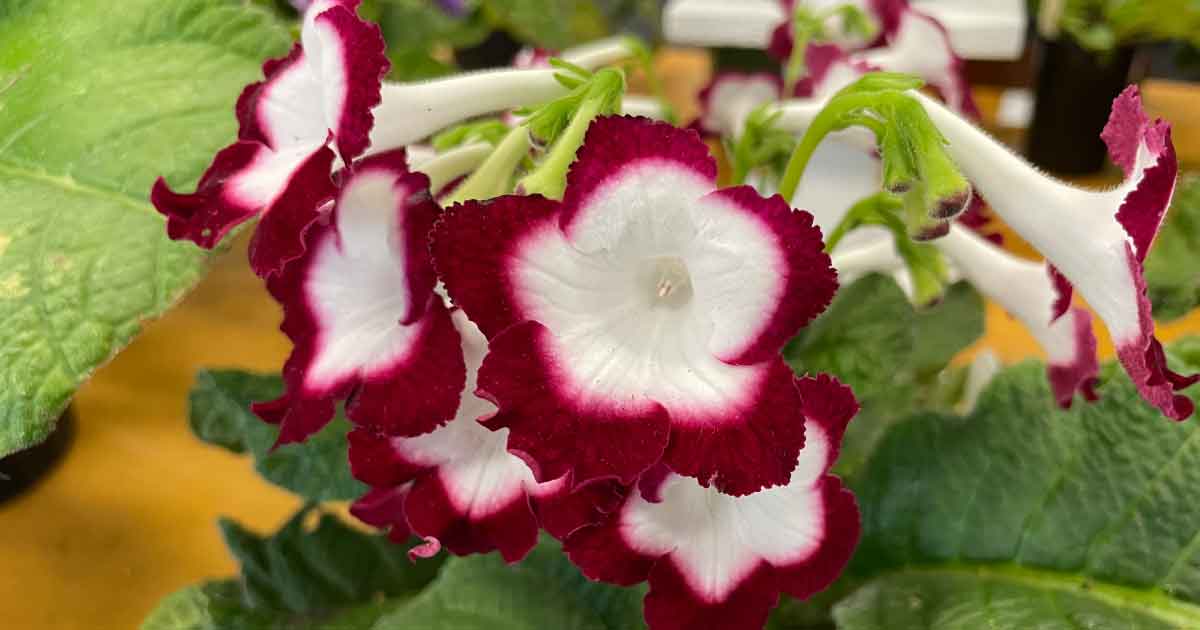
[1,0,1198,628]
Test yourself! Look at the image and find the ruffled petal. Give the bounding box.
[559,115,717,241]
[564,378,859,630]
[254,150,464,444]
[347,311,542,562]
[695,186,836,365]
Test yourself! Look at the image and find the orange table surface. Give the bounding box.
[2,56,1200,629]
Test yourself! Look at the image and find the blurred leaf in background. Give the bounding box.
[1145,174,1200,321]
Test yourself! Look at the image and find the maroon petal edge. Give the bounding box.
[312,3,389,163]
[477,320,672,487]
[1047,307,1100,408]
[560,116,718,234]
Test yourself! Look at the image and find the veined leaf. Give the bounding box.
[188,369,365,502]
[833,342,1200,629]
[0,0,291,456]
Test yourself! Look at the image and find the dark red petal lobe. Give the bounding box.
[1115,125,1178,264]
[773,476,861,600]
[956,194,1003,245]
[477,320,672,487]
[560,116,717,233]
[563,510,658,586]
[868,0,907,37]
[350,485,412,541]
[315,4,389,163]
[708,186,837,365]
[665,360,807,496]
[767,21,793,62]
[347,299,466,436]
[1101,85,1156,177]
[248,145,338,277]
[432,195,561,338]
[795,373,858,465]
[1115,245,1199,421]
[1047,308,1101,408]
[534,478,627,541]
[236,44,305,147]
[252,390,340,446]
[152,142,272,249]
[347,428,426,487]
[644,562,779,630]
[1047,264,1074,322]
[404,476,539,563]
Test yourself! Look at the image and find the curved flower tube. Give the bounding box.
[433,115,839,495]
[561,374,860,630]
[152,0,387,276]
[936,226,1100,407]
[916,86,1197,419]
[348,311,551,563]
[252,149,466,445]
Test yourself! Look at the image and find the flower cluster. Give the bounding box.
[152,1,1194,628]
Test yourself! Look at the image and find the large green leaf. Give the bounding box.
[142,506,438,630]
[189,369,365,501]
[833,343,1200,629]
[1145,174,1200,322]
[220,507,443,615]
[0,0,291,456]
[373,537,646,630]
[785,274,984,478]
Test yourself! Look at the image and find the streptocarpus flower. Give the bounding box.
[252,149,465,445]
[916,86,1198,419]
[935,226,1100,407]
[154,4,634,276]
[694,72,782,137]
[433,115,839,495]
[347,311,543,562]
[561,374,860,630]
[153,0,388,275]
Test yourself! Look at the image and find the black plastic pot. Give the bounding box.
[0,406,74,504]
[455,30,524,70]
[1028,37,1140,175]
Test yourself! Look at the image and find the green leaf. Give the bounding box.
[188,369,365,502]
[221,507,444,617]
[1145,174,1200,322]
[909,280,985,375]
[375,537,646,630]
[834,341,1200,628]
[785,274,916,402]
[141,579,406,630]
[0,0,291,456]
[482,0,609,50]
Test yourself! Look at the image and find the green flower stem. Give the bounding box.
[777,91,882,204]
[518,69,624,200]
[823,192,903,253]
[415,142,492,193]
[441,126,531,205]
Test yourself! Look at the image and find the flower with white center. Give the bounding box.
[560,374,860,630]
[153,5,636,276]
[768,0,977,115]
[153,0,388,276]
[694,72,782,138]
[252,149,465,445]
[433,115,839,496]
[347,311,552,562]
[915,86,1197,419]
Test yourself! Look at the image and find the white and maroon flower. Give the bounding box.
[252,149,465,445]
[767,0,977,116]
[935,226,1099,407]
[561,374,860,630]
[917,86,1198,419]
[153,0,388,276]
[347,309,625,561]
[154,3,626,276]
[433,115,838,495]
[347,311,540,562]
[694,72,782,137]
